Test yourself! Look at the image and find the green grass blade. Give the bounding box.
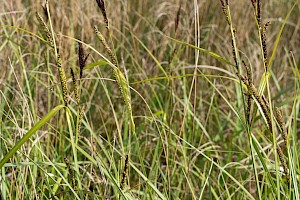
[164,35,233,66]
[267,2,297,71]
[0,105,65,168]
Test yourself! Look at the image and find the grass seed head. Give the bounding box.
[243,61,253,124]
[96,0,109,29]
[219,0,230,24]
[276,146,289,183]
[94,26,117,66]
[41,4,49,21]
[57,55,69,106]
[275,107,288,147]
[36,12,54,48]
[257,0,262,28]
[249,84,272,132]
[251,0,256,8]
[77,106,84,134]
[261,22,270,69]
[70,68,79,104]
[78,39,89,79]
[120,155,129,190]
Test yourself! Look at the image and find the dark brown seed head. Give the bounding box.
[70,68,79,104]
[96,0,109,28]
[261,22,268,69]
[77,38,90,79]
[251,0,256,8]
[276,146,289,183]
[41,4,49,21]
[175,2,182,35]
[249,84,272,133]
[120,155,129,190]
[275,107,288,147]
[264,21,271,31]
[243,60,252,86]
[219,0,226,14]
[78,40,85,78]
[219,0,229,24]
[243,60,253,124]
[257,0,261,28]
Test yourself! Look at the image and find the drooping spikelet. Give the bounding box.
[95,0,109,29]
[261,94,270,111]
[275,107,288,147]
[77,106,84,134]
[219,0,229,24]
[251,0,256,9]
[248,84,272,132]
[243,60,253,124]
[94,27,135,134]
[56,55,69,106]
[257,0,262,28]
[94,27,117,66]
[231,30,238,70]
[120,155,129,190]
[276,146,289,183]
[41,3,49,21]
[36,12,54,48]
[70,68,79,105]
[261,21,271,68]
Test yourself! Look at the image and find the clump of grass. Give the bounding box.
[37,9,69,107]
[1,0,298,199]
[219,0,292,194]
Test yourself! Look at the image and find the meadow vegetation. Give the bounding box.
[0,0,299,199]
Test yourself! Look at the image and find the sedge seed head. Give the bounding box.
[96,0,109,28]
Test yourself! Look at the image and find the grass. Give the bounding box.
[0,0,299,199]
